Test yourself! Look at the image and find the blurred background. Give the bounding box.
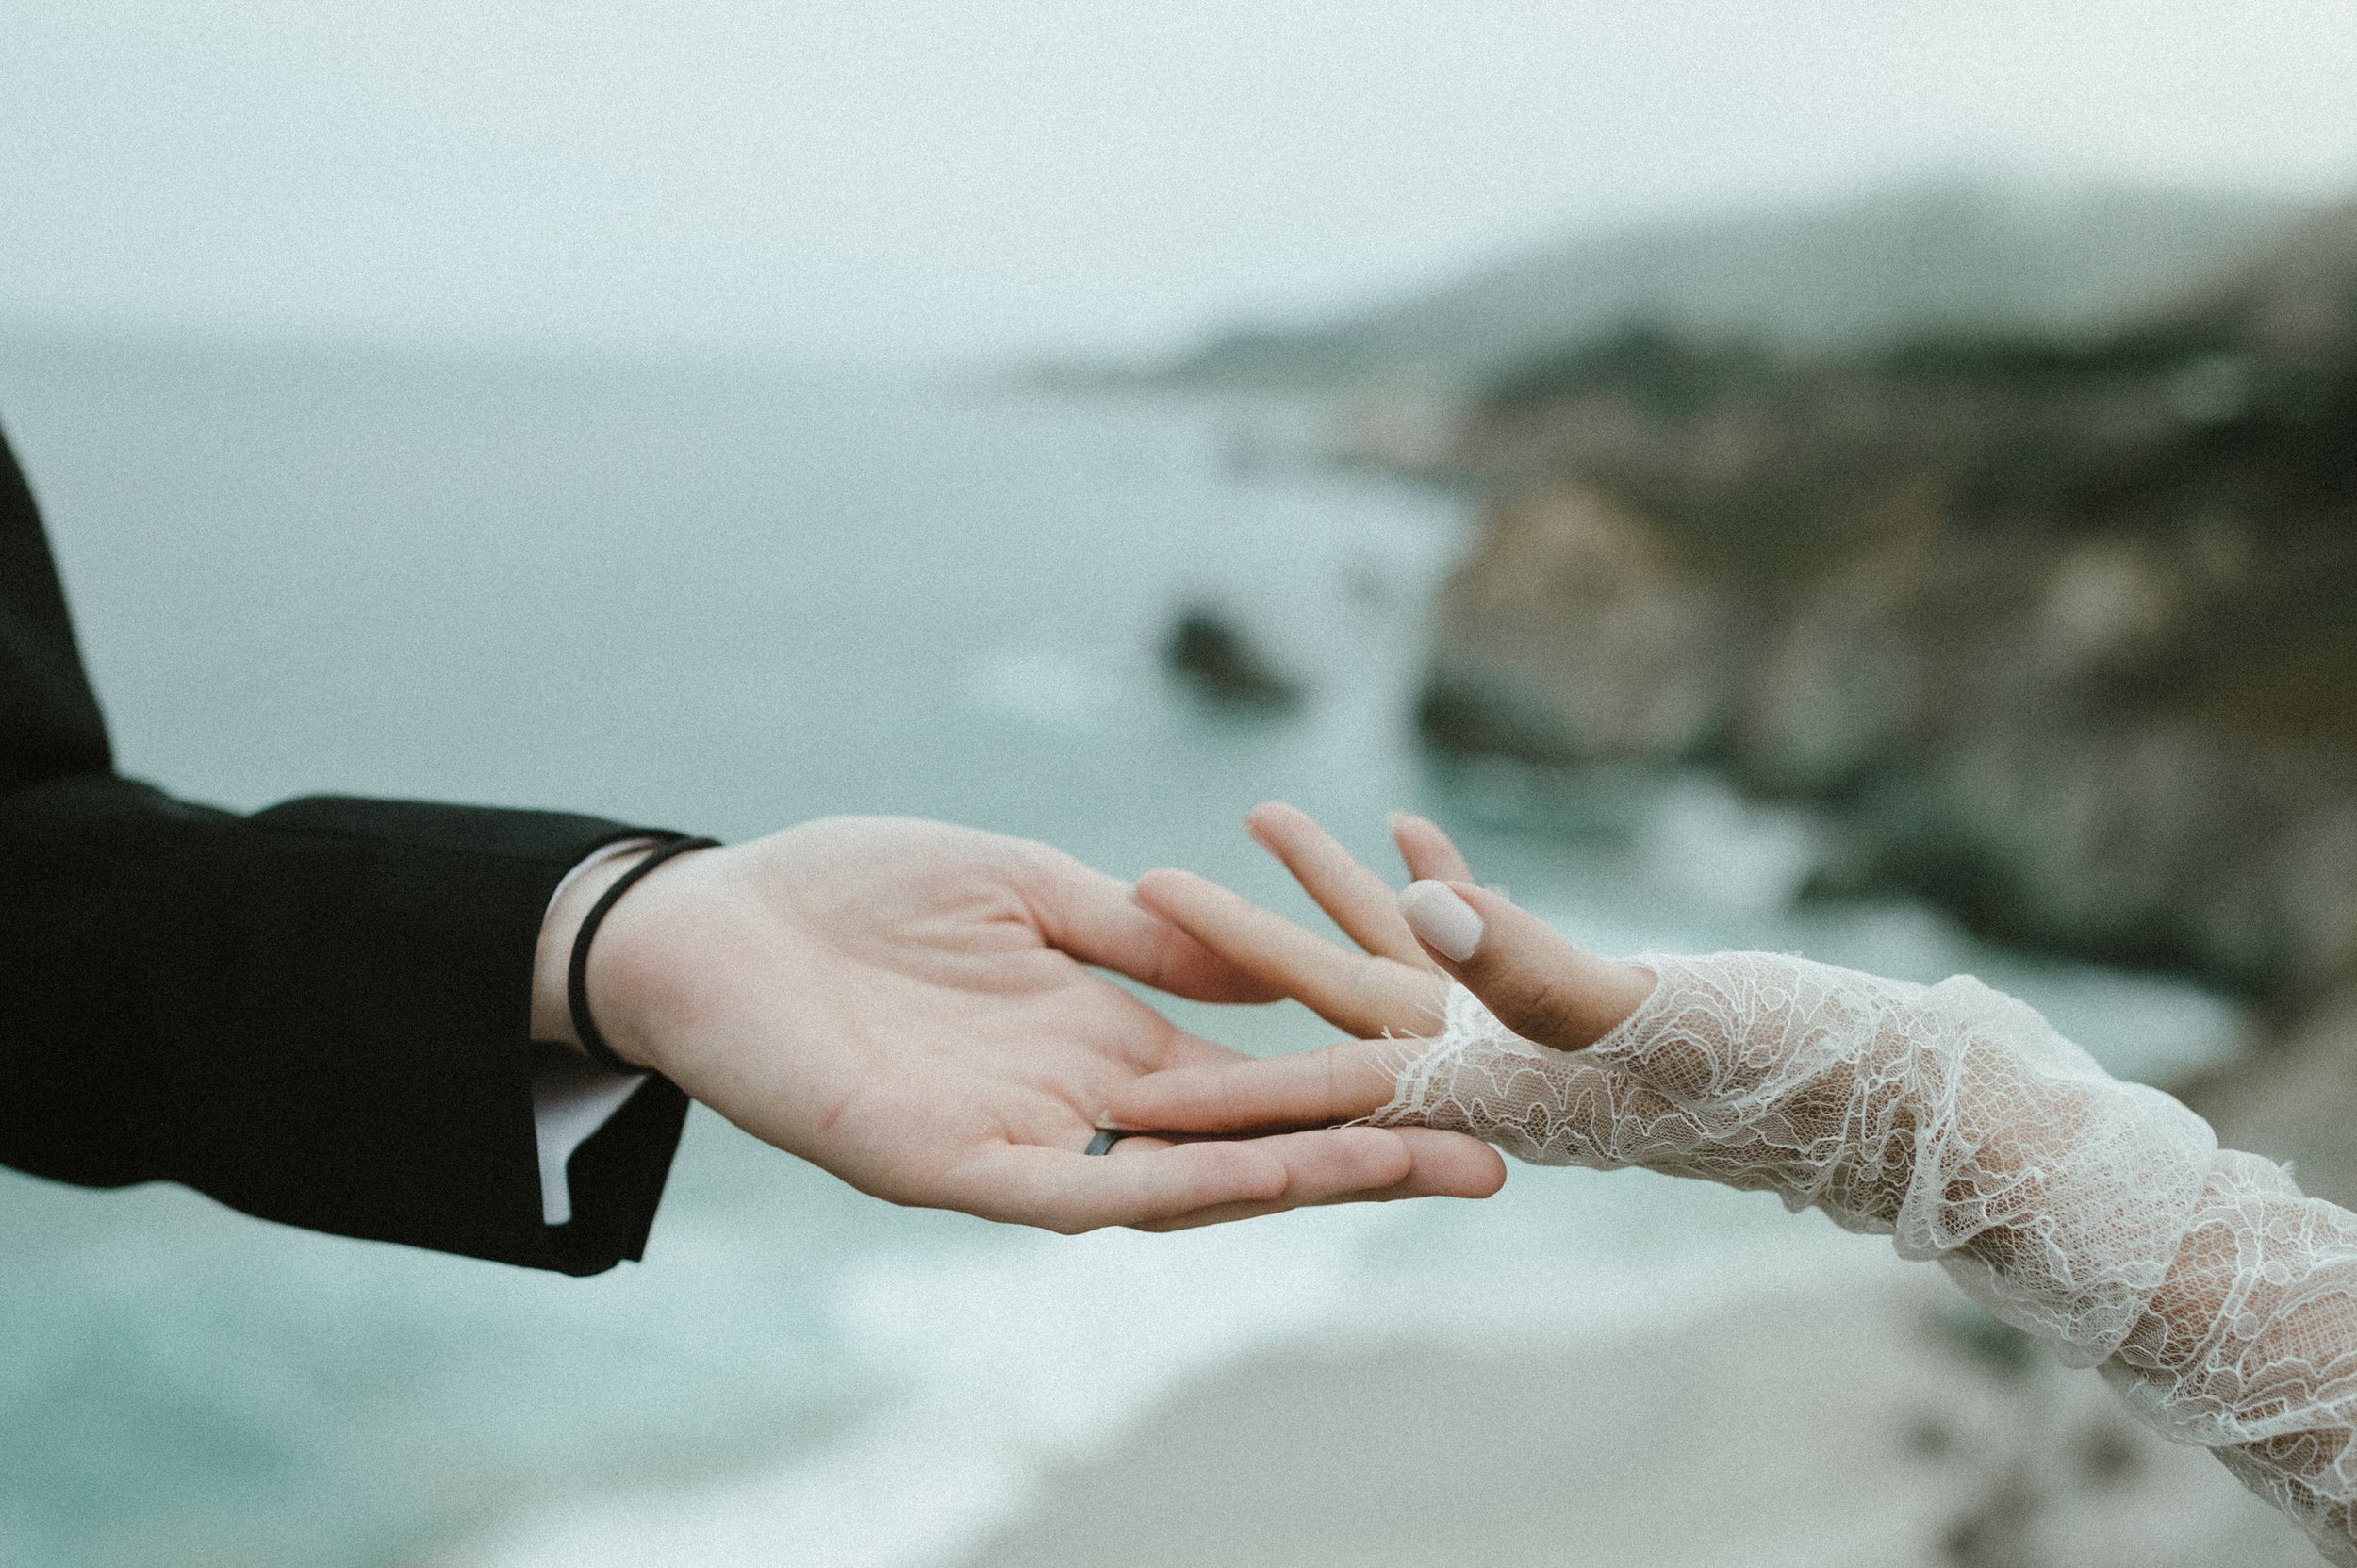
[5,4,2356,1564]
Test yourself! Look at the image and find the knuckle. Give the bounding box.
[1505,970,1580,1047]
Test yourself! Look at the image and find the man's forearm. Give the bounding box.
[0,774,691,1272]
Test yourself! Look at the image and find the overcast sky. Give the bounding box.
[8,1,2356,362]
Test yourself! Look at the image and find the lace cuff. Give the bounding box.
[1377,953,2217,1361]
[1373,952,2357,1562]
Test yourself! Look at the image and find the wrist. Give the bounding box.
[531,839,665,1054]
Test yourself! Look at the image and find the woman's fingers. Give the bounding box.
[1103,1037,1403,1133]
[1244,801,1433,969]
[1012,845,1287,1004]
[1131,1128,1508,1230]
[1398,881,1656,1052]
[1384,1126,1508,1198]
[1133,867,1444,1039]
[1389,810,1475,884]
[1146,1023,1255,1073]
[968,1137,1289,1232]
[974,1123,1458,1232]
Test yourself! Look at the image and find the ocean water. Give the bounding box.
[0,333,2241,1568]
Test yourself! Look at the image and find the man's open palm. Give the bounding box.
[585,817,1504,1232]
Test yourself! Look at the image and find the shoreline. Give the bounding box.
[957,1267,2316,1568]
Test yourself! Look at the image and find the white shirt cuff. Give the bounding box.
[530,1046,651,1226]
[529,837,660,1227]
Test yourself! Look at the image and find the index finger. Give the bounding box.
[1101,1038,1403,1134]
[1133,867,1444,1038]
[1389,811,1475,883]
[1011,845,1286,1005]
[1244,801,1432,968]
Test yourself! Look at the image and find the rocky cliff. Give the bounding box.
[1409,201,2357,1188]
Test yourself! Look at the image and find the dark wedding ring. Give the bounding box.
[1083,1129,1132,1157]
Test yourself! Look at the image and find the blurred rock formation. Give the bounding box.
[1400,200,2357,1193]
[1162,604,1304,712]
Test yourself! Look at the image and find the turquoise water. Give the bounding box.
[0,334,2240,1568]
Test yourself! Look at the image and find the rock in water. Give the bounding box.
[1162,606,1303,712]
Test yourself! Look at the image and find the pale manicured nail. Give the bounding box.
[1401,880,1484,963]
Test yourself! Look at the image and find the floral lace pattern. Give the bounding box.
[1374,953,2357,1564]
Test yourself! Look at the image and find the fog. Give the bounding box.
[8,0,2356,362]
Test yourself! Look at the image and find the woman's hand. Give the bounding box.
[1103,803,1649,1145]
[560,816,1508,1232]
[1129,801,1464,1041]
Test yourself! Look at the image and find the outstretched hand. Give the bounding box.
[543,817,1506,1232]
[1102,803,1652,1142]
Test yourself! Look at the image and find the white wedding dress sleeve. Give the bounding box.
[1372,952,2357,1563]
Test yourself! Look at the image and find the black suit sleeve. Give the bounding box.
[0,421,690,1276]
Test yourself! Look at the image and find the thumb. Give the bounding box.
[1397,881,1655,1052]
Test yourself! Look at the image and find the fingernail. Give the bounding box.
[1401,880,1484,962]
[1095,1111,1138,1131]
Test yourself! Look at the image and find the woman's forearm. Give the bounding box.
[2107,1150,2357,1563]
[1378,952,2357,1562]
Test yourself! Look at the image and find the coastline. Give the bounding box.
[957,1266,2316,1568]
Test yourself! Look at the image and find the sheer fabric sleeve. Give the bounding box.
[1372,953,2357,1564]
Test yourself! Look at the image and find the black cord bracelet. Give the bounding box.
[567,835,722,1074]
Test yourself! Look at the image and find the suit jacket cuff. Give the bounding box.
[0,779,691,1275]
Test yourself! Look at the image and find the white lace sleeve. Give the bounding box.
[1374,952,2357,1564]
